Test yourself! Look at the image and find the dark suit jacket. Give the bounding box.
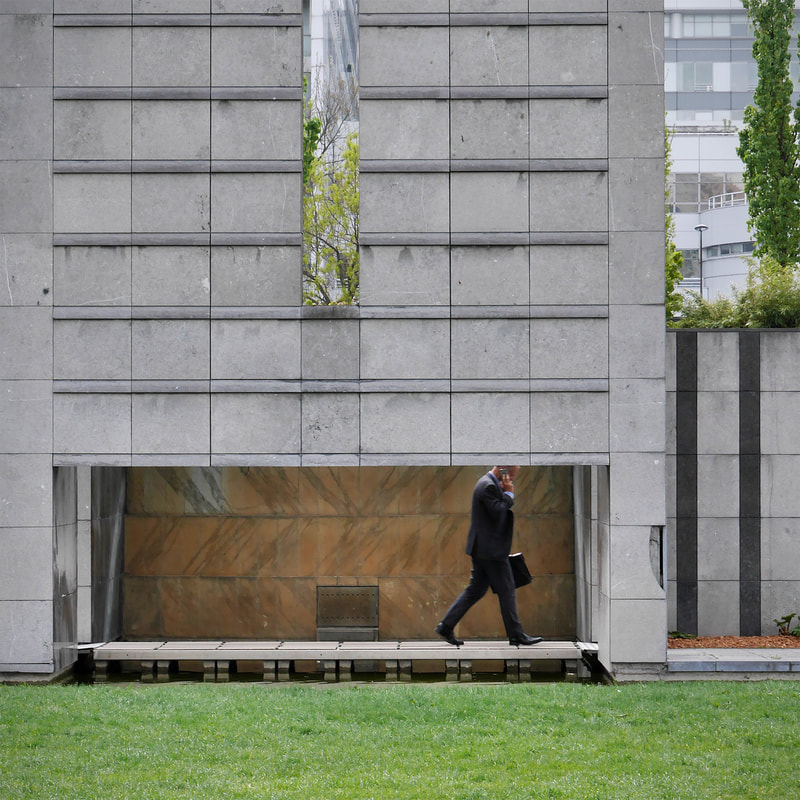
[465,472,515,561]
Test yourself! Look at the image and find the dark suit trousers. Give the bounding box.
[441,557,524,639]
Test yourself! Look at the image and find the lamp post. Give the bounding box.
[694,224,708,299]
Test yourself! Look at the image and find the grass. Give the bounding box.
[2,681,799,800]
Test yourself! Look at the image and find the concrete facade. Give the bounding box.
[0,3,667,679]
[668,330,800,640]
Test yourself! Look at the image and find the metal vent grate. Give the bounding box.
[317,586,379,628]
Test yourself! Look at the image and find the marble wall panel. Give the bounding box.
[123,466,575,639]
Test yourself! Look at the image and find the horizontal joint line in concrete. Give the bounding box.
[52,14,302,27]
[53,160,301,174]
[53,88,302,101]
[358,13,606,27]
[360,87,449,100]
[52,234,301,247]
[360,233,450,246]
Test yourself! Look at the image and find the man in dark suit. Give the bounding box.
[435,466,542,647]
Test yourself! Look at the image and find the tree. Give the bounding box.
[303,131,359,305]
[302,67,359,305]
[665,125,684,319]
[737,0,800,267]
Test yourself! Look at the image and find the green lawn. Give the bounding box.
[1,681,799,800]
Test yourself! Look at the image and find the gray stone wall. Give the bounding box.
[667,329,800,637]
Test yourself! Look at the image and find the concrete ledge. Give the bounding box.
[668,649,800,675]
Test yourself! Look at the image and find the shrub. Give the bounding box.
[670,258,800,328]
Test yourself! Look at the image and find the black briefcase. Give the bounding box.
[509,552,532,588]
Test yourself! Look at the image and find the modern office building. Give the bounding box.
[664,1,800,299]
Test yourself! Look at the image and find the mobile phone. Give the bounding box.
[499,468,508,477]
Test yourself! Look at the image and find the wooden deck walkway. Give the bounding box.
[91,640,599,683]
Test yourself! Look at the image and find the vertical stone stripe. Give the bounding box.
[675,331,698,634]
[739,331,761,635]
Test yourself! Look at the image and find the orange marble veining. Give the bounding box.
[124,466,575,640]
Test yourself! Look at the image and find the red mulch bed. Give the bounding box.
[669,635,800,649]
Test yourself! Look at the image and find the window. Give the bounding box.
[678,62,714,92]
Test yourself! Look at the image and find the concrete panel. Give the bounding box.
[450,26,527,87]
[609,84,665,160]
[132,320,210,380]
[608,525,667,599]
[301,319,359,380]
[0,380,52,454]
[133,101,211,160]
[54,320,132,380]
[361,246,450,307]
[54,174,131,234]
[360,0,446,10]
[53,245,130,307]
[301,394,360,454]
[55,0,130,9]
[609,232,665,306]
[452,392,530,454]
[761,332,800,391]
[0,528,52,601]
[132,246,210,306]
[54,394,131,454]
[451,246,528,306]
[530,393,608,453]
[360,27,449,87]
[529,26,607,86]
[1,14,52,88]
[761,581,800,635]
[697,391,739,455]
[360,319,449,380]
[697,331,739,392]
[133,174,210,233]
[697,580,740,636]
[212,101,300,160]
[361,173,449,234]
[609,378,666,453]
[0,600,52,666]
[608,11,664,86]
[212,27,301,87]
[211,320,300,380]
[529,99,607,160]
[135,0,209,10]
[211,393,301,453]
[451,319,529,380]
[697,518,739,581]
[1,161,53,233]
[450,99,528,161]
[608,158,664,233]
[608,304,665,379]
[530,172,608,232]
[451,0,526,9]
[763,518,800,581]
[54,27,131,87]
[54,100,131,161]
[608,452,666,525]
[361,100,449,161]
[0,307,52,380]
[608,597,666,663]
[762,456,800,518]
[133,27,210,87]
[1,235,53,307]
[211,174,301,233]
[0,455,52,528]
[0,89,51,159]
[451,172,528,234]
[132,394,211,455]
[210,246,300,306]
[212,0,302,9]
[530,245,608,306]
[530,318,608,380]
[361,393,450,454]
[697,455,739,519]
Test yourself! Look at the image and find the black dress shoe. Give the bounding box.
[509,633,543,646]
[435,623,464,646]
